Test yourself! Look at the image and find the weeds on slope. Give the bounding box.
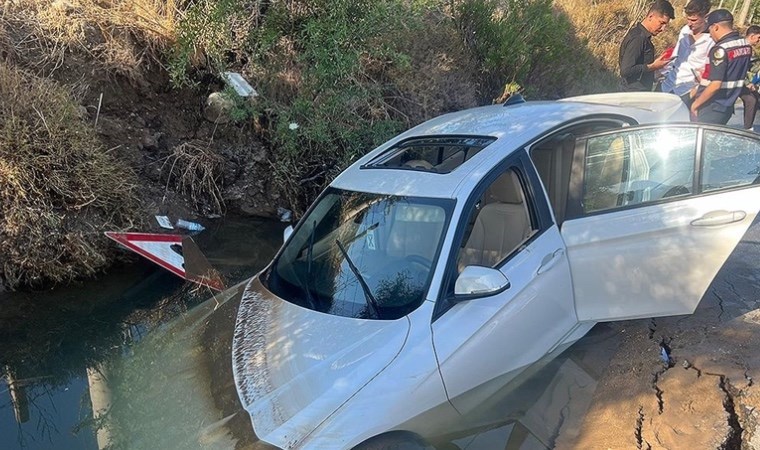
[0,64,141,289]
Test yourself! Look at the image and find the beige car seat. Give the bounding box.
[386,204,445,262]
[459,171,532,269]
[584,136,626,212]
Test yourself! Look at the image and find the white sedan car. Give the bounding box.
[232,93,760,449]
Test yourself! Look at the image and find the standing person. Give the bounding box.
[690,10,753,124]
[619,0,675,91]
[738,25,760,131]
[660,0,713,104]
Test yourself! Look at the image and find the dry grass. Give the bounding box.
[0,64,141,289]
[163,140,226,216]
[556,0,688,75]
[4,0,179,82]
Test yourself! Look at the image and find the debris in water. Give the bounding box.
[277,207,293,223]
[175,219,205,232]
[155,215,173,229]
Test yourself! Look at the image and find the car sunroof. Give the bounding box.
[361,136,497,173]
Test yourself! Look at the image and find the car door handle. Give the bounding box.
[537,249,564,275]
[690,210,746,227]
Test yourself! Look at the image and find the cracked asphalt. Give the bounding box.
[555,215,760,449]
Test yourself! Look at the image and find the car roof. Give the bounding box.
[331,93,688,200]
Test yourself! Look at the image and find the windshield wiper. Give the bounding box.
[335,239,381,318]
[307,220,316,275]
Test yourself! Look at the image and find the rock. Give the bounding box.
[139,130,162,151]
[203,92,234,124]
[251,145,266,163]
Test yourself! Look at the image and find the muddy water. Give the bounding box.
[0,216,623,450]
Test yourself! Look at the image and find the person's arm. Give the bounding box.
[620,34,647,80]
[620,34,669,79]
[690,80,721,112]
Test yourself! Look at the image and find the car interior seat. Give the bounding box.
[585,136,626,212]
[385,204,445,263]
[459,170,532,269]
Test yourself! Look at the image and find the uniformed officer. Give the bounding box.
[690,9,752,124]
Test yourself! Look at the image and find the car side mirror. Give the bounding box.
[454,266,510,299]
[283,225,294,243]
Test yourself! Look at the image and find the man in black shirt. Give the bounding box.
[619,0,676,91]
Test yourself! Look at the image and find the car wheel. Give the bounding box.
[352,431,435,450]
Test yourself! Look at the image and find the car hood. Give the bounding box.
[232,276,411,448]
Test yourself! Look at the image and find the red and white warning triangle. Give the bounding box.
[105,232,225,291]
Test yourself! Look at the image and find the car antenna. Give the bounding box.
[502,93,525,107]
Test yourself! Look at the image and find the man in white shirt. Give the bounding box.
[660,0,713,104]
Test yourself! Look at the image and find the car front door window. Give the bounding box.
[457,168,536,272]
[583,128,697,214]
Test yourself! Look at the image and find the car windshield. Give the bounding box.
[266,188,453,320]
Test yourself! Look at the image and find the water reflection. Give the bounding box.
[1,216,623,449]
[0,217,284,449]
[430,323,621,449]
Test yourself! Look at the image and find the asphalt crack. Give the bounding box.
[652,372,665,414]
[717,375,743,450]
[712,288,727,322]
[635,406,651,450]
[724,278,744,304]
[648,318,657,340]
[652,338,674,415]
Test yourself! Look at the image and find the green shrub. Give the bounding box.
[168,0,254,86]
[249,0,427,214]
[168,0,620,215]
[454,0,577,98]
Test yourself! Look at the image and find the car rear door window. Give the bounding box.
[701,131,760,192]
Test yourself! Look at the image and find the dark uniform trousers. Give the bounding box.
[696,32,752,125]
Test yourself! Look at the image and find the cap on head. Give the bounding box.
[706,9,733,27]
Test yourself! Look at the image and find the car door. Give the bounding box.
[431,153,578,414]
[563,124,760,321]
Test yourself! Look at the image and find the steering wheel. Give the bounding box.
[404,254,432,270]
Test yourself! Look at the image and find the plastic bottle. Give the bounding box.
[175,219,205,231]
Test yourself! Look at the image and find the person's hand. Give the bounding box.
[749,84,757,93]
[690,103,699,122]
[648,55,670,72]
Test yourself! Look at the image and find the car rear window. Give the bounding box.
[362,136,496,173]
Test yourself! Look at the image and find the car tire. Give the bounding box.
[352,431,435,450]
